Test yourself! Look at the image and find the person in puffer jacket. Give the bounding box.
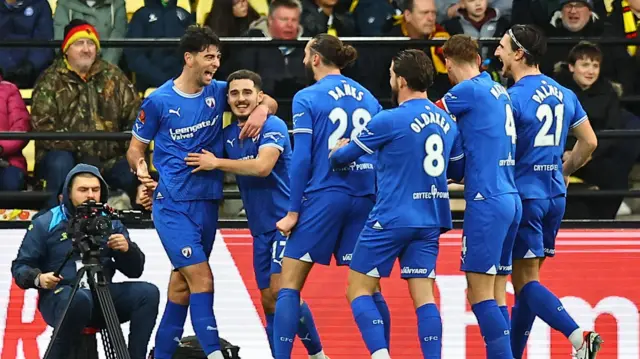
[0,75,31,190]
[124,0,194,92]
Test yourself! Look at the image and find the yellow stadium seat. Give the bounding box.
[196,0,213,25]
[23,140,35,173]
[126,0,145,21]
[249,0,268,16]
[48,0,56,14]
[26,105,31,113]
[177,0,191,12]
[569,176,584,184]
[144,87,157,98]
[19,89,33,100]
[223,112,233,128]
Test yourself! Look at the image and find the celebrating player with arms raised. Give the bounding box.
[494,24,601,359]
[437,34,522,359]
[331,49,464,359]
[126,26,277,359]
[273,34,383,359]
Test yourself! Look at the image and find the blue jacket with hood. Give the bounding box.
[11,164,145,297]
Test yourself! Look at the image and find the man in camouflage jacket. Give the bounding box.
[31,19,141,209]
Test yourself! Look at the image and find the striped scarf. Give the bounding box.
[622,0,638,55]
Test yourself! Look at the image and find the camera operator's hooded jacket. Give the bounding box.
[10,164,145,297]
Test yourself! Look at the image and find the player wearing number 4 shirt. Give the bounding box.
[494,25,601,359]
[436,34,521,359]
[331,49,464,359]
[273,34,382,359]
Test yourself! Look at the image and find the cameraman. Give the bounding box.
[11,164,160,359]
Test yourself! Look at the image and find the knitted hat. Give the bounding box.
[61,19,101,53]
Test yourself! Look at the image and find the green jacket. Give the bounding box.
[53,0,127,64]
[30,57,140,169]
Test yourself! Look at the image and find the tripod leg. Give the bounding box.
[43,267,88,359]
[87,267,131,359]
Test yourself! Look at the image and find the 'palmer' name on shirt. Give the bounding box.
[328,83,364,101]
[411,110,451,134]
[532,82,564,104]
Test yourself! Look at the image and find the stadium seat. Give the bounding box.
[23,140,35,173]
[177,0,191,12]
[19,89,33,100]
[48,0,56,14]
[128,0,191,20]
[144,87,157,98]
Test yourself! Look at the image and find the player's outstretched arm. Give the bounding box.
[186,146,280,177]
[329,138,366,167]
[563,119,598,181]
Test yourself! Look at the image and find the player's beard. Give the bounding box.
[304,62,316,85]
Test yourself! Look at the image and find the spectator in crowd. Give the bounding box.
[11,164,159,359]
[124,0,194,92]
[53,0,127,65]
[31,20,141,209]
[359,0,451,100]
[0,76,31,191]
[554,41,640,218]
[442,0,510,59]
[349,0,402,35]
[510,0,607,28]
[223,0,306,120]
[437,0,511,23]
[0,0,54,89]
[300,0,357,36]
[204,0,260,36]
[541,0,604,74]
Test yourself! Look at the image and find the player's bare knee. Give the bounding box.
[465,272,495,304]
[180,262,214,293]
[407,278,435,309]
[167,271,190,305]
[512,259,540,294]
[269,275,281,302]
[493,275,509,306]
[260,288,276,314]
[279,258,312,291]
[346,270,377,302]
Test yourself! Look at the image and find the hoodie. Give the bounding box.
[11,164,145,296]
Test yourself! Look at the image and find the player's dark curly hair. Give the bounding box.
[227,69,263,90]
[309,33,358,69]
[508,24,547,67]
[179,25,221,64]
[392,49,434,92]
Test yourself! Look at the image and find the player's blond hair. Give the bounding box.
[442,35,479,65]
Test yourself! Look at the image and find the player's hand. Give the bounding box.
[562,151,571,162]
[136,184,153,211]
[564,175,570,188]
[240,104,269,139]
[329,138,350,158]
[37,272,62,290]
[185,149,218,173]
[135,158,156,190]
[108,234,129,252]
[276,212,299,238]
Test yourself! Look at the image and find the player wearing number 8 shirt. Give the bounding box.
[436,34,521,359]
[273,34,382,359]
[494,25,601,359]
[331,49,464,359]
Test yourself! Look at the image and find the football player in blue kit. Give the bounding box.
[494,24,601,359]
[126,26,278,359]
[436,34,522,359]
[330,49,465,359]
[184,69,328,359]
[273,34,383,359]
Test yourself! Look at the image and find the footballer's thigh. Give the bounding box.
[336,194,376,266]
[348,226,411,300]
[401,228,440,309]
[461,194,520,304]
[495,193,522,306]
[153,196,214,293]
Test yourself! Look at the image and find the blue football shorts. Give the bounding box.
[253,230,287,290]
[513,196,565,260]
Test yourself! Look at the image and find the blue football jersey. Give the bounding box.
[292,74,382,197]
[352,98,463,230]
[510,74,588,199]
[441,71,518,200]
[223,116,291,236]
[132,79,227,201]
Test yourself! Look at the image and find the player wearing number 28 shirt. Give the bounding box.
[273,34,381,359]
[437,35,521,359]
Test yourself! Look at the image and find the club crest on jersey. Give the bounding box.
[137,109,146,123]
[205,97,216,109]
[181,246,192,258]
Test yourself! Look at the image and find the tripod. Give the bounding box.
[43,250,131,359]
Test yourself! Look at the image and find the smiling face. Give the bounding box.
[569,57,600,88]
[227,78,264,120]
[494,33,518,78]
[185,45,221,87]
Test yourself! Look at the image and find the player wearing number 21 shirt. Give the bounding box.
[437,34,521,359]
[272,34,382,359]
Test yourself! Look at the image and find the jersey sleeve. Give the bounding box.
[291,93,313,135]
[450,132,464,162]
[259,118,289,152]
[352,111,394,154]
[132,97,161,144]
[440,81,473,117]
[570,92,588,129]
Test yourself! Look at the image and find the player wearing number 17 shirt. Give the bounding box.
[494,25,601,359]
[331,49,464,359]
[273,34,382,359]
[436,34,521,359]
